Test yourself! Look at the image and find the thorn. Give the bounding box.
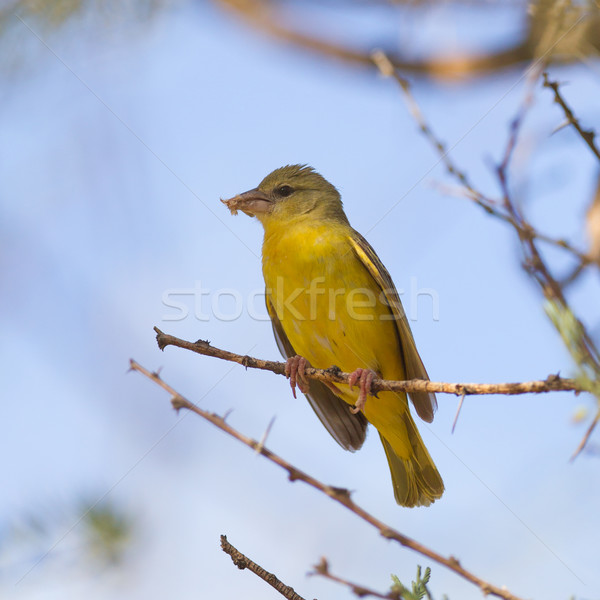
[326,486,352,501]
[451,394,465,434]
[171,394,186,412]
[449,555,461,568]
[255,416,276,455]
[371,49,394,77]
[551,119,571,135]
[313,557,329,575]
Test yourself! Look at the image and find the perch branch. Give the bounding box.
[220,535,306,600]
[130,359,526,600]
[154,327,583,397]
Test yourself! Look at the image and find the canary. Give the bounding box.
[222,165,443,507]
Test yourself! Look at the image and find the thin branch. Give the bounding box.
[130,359,526,600]
[220,535,306,600]
[154,327,583,396]
[496,93,600,457]
[311,557,394,600]
[372,50,500,215]
[543,72,600,162]
[373,51,594,271]
[376,49,600,369]
[374,52,600,455]
[495,88,600,374]
[570,409,600,462]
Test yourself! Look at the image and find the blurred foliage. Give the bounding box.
[0,0,172,73]
[0,496,135,582]
[390,565,433,600]
[79,498,135,565]
[0,0,167,28]
[545,299,600,400]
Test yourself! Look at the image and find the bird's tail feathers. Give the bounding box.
[379,412,444,507]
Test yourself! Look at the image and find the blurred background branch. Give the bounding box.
[3,0,599,80]
[374,47,600,456]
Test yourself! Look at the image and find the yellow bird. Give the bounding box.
[223,165,443,507]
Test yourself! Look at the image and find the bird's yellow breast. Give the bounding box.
[262,220,405,397]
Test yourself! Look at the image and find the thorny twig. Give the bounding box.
[373,51,600,457]
[543,72,600,162]
[372,51,596,271]
[220,535,306,600]
[154,327,583,397]
[312,557,393,600]
[130,359,526,600]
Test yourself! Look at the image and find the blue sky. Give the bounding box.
[2,3,600,599]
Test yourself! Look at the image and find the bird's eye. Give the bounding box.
[275,185,294,197]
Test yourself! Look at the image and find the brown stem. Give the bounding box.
[220,535,306,600]
[130,359,526,600]
[543,72,600,163]
[312,557,392,600]
[154,327,583,397]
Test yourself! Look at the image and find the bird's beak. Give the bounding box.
[221,188,273,217]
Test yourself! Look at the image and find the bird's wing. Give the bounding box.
[266,295,368,451]
[348,231,437,423]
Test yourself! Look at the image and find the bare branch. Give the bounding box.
[311,557,393,600]
[130,359,526,600]
[373,51,594,271]
[154,327,584,396]
[374,52,600,455]
[220,535,306,600]
[543,72,600,162]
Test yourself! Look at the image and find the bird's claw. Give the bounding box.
[285,355,311,399]
[348,368,376,414]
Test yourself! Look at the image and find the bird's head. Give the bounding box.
[222,165,348,227]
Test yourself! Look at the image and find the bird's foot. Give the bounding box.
[285,355,311,399]
[348,368,376,414]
